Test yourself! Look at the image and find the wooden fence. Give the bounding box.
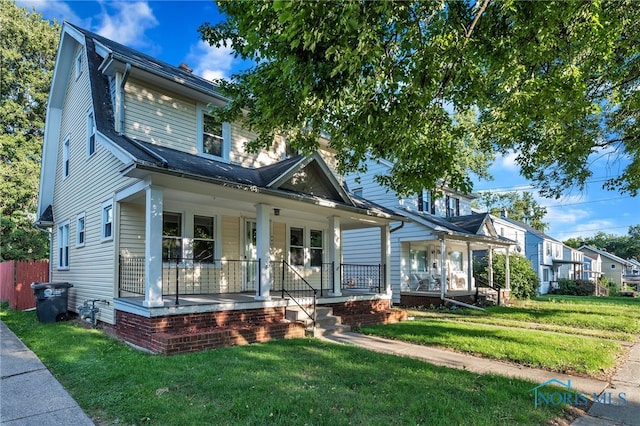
[0,260,49,310]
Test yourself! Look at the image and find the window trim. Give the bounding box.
[197,105,230,162]
[101,201,113,241]
[58,221,70,270]
[87,109,96,157]
[192,214,216,264]
[76,212,85,247]
[288,226,325,268]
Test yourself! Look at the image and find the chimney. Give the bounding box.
[178,62,193,73]
[500,208,508,218]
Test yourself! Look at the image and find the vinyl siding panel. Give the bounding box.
[221,216,240,259]
[124,78,197,153]
[119,202,145,257]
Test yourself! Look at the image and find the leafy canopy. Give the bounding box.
[0,0,59,260]
[472,191,548,232]
[200,1,640,198]
[564,225,640,260]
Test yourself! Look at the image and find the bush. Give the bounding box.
[555,279,596,296]
[475,253,539,299]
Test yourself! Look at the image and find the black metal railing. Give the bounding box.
[340,263,384,293]
[278,261,317,331]
[474,275,502,305]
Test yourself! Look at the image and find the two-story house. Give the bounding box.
[578,246,635,289]
[343,158,514,307]
[35,22,407,354]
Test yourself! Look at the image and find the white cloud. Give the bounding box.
[16,0,84,25]
[186,40,235,81]
[94,1,158,48]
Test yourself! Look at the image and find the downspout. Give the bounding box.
[119,63,131,135]
[390,221,404,233]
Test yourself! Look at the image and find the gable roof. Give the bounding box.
[578,245,632,266]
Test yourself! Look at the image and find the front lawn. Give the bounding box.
[359,296,636,377]
[1,306,566,425]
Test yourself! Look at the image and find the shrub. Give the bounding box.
[555,279,596,296]
[475,253,539,299]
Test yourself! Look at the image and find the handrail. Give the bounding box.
[474,275,502,305]
[280,261,317,332]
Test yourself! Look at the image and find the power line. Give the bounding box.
[542,196,632,209]
[474,177,613,193]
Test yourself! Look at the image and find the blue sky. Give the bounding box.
[18,0,640,242]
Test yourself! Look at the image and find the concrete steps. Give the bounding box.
[285,305,351,337]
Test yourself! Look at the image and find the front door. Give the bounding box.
[243,220,257,291]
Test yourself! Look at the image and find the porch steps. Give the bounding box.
[285,306,351,337]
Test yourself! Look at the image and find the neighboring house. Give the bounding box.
[578,246,633,289]
[35,23,407,354]
[581,253,602,283]
[489,211,526,255]
[343,159,514,307]
[497,217,579,294]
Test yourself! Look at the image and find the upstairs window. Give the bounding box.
[203,114,223,157]
[445,195,459,217]
[75,50,83,79]
[63,137,70,178]
[418,190,434,214]
[87,111,96,156]
[193,215,215,263]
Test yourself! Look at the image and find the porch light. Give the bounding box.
[273,208,280,216]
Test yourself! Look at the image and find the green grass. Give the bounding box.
[1,305,566,425]
[359,296,637,376]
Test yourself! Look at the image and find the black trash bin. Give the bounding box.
[31,282,73,323]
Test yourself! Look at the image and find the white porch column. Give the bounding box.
[255,203,271,300]
[328,216,342,296]
[143,185,164,307]
[439,238,446,299]
[381,224,392,296]
[467,242,473,292]
[488,245,494,288]
[505,246,511,290]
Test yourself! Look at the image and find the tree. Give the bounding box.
[472,191,548,232]
[475,253,539,300]
[0,0,59,260]
[564,225,640,260]
[200,1,640,198]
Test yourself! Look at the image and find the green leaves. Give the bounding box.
[204,0,640,197]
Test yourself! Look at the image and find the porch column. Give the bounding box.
[505,246,511,290]
[440,238,446,300]
[255,203,271,300]
[381,224,392,296]
[328,216,341,297]
[488,245,494,288]
[143,185,164,307]
[467,242,473,292]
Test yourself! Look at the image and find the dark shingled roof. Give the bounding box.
[448,213,491,235]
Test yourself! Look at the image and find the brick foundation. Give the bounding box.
[326,299,407,328]
[115,307,305,355]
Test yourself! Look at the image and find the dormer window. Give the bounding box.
[198,107,229,161]
[445,195,460,217]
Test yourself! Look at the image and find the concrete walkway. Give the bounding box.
[323,332,640,426]
[0,320,94,425]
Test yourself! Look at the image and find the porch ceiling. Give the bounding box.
[118,171,401,229]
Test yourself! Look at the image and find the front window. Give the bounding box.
[58,222,69,269]
[310,229,323,267]
[102,202,113,240]
[193,215,214,263]
[289,227,304,266]
[162,212,182,262]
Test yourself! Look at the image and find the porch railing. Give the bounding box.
[474,275,502,305]
[340,263,384,293]
[278,261,317,331]
[118,257,385,301]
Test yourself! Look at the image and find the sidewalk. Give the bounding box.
[323,332,640,426]
[0,320,94,425]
